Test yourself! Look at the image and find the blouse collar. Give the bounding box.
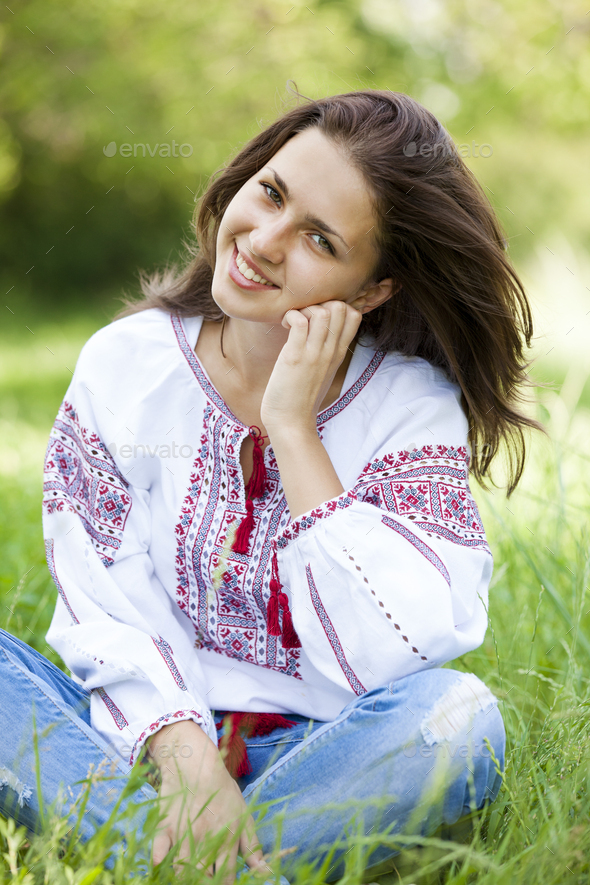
[172,313,385,428]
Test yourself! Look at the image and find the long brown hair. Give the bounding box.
[118,85,543,496]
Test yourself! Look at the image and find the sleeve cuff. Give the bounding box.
[129,708,215,766]
[276,490,359,551]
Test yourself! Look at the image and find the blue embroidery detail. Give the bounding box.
[152,637,187,691]
[45,538,79,624]
[95,687,129,730]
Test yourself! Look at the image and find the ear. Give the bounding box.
[349,278,401,315]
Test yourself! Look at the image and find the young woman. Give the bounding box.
[0,88,540,883]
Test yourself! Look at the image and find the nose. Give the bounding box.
[248,215,290,268]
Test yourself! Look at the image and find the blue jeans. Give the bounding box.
[0,628,505,882]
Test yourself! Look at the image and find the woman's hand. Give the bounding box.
[147,720,268,884]
[260,300,362,435]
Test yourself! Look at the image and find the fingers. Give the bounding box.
[172,826,216,878]
[193,859,215,879]
[340,302,363,352]
[281,308,311,353]
[307,302,361,366]
[281,307,308,332]
[215,844,240,885]
[282,301,359,358]
[240,815,269,876]
[152,830,172,866]
[305,302,344,351]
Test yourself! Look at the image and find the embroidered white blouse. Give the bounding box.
[42,307,492,766]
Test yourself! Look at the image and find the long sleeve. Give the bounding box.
[274,375,492,698]
[42,343,218,766]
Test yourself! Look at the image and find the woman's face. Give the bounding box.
[211,126,389,323]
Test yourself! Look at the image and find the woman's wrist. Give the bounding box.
[267,423,345,519]
[147,719,218,773]
[265,417,317,444]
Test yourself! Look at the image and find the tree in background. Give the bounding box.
[1,0,589,318]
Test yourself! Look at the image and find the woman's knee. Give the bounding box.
[371,669,505,798]
[413,670,503,758]
[372,668,500,735]
[414,673,505,816]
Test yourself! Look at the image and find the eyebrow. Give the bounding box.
[265,166,350,250]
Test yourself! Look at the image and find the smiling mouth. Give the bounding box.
[228,243,279,290]
[236,248,275,285]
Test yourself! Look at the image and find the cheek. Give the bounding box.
[221,190,253,229]
[317,271,362,303]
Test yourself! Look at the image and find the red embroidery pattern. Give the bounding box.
[171,313,390,680]
[380,516,451,588]
[276,495,356,550]
[276,446,488,555]
[355,445,488,550]
[130,710,208,766]
[43,401,132,566]
[174,405,302,680]
[45,538,79,624]
[152,637,187,691]
[305,564,366,694]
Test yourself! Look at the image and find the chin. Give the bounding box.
[210,288,273,325]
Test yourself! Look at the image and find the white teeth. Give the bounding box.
[236,249,273,286]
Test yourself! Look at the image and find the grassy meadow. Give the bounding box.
[1,311,589,884]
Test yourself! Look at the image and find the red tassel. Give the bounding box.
[232,499,255,555]
[266,579,281,635]
[215,712,298,778]
[267,549,302,648]
[229,426,268,558]
[279,598,302,649]
[267,552,282,635]
[216,713,251,777]
[248,713,298,736]
[246,428,267,499]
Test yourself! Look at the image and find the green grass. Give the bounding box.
[1,315,589,884]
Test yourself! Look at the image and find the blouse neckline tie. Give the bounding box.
[214,426,302,780]
[231,425,267,555]
[225,425,301,650]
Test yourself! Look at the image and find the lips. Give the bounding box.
[228,243,279,291]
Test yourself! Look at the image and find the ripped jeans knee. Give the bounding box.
[0,765,38,834]
[0,766,33,808]
[395,669,506,813]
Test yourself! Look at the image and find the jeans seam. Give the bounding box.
[246,738,301,747]
[243,704,360,799]
[0,634,91,701]
[1,648,130,777]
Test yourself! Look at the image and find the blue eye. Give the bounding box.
[260,182,335,255]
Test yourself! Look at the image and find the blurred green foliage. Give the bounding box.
[1,0,589,323]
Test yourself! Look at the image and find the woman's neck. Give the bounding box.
[194,315,356,426]
[219,316,291,392]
